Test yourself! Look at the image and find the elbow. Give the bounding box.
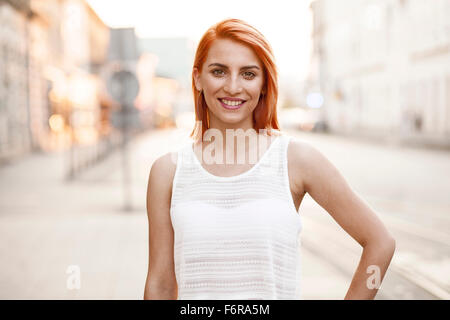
[365,232,396,257]
[381,229,396,251]
[387,234,396,255]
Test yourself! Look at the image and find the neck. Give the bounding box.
[207,119,256,149]
[196,116,272,166]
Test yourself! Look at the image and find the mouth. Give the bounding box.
[218,98,247,110]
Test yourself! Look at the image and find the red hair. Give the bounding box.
[190,18,280,142]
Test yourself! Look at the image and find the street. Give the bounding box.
[289,129,450,300]
[0,127,448,299]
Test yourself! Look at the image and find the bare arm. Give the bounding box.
[291,139,395,299]
[143,152,178,299]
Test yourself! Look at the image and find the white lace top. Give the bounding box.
[170,133,302,299]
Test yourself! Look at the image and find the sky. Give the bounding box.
[86,0,314,82]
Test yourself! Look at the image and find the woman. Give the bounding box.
[144,18,395,300]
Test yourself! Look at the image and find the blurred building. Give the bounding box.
[138,37,194,128]
[0,0,32,162]
[308,0,450,146]
[0,0,111,165]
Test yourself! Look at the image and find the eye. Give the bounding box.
[243,71,256,80]
[211,69,225,77]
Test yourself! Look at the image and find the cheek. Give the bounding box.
[245,75,264,93]
[248,81,264,98]
[203,75,224,92]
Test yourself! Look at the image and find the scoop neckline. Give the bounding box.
[190,135,282,181]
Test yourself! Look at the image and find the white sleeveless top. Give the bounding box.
[170,133,302,300]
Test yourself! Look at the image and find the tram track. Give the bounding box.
[301,211,449,299]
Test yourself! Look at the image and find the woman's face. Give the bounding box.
[193,38,265,128]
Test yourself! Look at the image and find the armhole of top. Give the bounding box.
[169,147,183,214]
[283,136,300,215]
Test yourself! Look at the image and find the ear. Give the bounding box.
[261,82,267,95]
[193,67,202,92]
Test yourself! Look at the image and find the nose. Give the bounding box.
[223,75,243,95]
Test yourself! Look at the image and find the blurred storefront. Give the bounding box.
[0,0,113,166]
[308,0,450,147]
[0,0,32,163]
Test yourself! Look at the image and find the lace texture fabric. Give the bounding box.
[170,134,302,299]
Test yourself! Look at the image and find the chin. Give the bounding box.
[218,114,246,124]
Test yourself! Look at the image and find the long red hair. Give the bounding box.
[190,18,280,142]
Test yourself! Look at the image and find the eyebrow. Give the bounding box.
[208,63,260,70]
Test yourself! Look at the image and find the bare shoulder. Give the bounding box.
[287,136,329,191]
[147,151,178,198]
[289,136,347,197]
[150,151,178,177]
[287,136,320,163]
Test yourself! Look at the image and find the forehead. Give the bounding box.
[204,38,262,68]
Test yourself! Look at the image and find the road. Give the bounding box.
[287,129,450,300]
[0,127,448,299]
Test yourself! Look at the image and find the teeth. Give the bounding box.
[221,99,244,106]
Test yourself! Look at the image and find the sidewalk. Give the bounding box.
[0,128,350,299]
[329,128,450,152]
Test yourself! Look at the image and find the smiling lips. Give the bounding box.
[218,97,246,110]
